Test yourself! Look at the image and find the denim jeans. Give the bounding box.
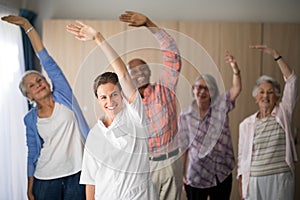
[33,171,85,200]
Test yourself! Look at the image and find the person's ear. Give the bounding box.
[26,93,33,101]
[254,97,259,104]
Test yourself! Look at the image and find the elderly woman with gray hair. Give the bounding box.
[2,15,89,200]
[237,45,298,200]
[178,51,242,200]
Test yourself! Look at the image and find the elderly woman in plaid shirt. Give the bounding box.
[178,51,242,200]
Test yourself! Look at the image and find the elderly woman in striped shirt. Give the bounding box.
[238,45,298,200]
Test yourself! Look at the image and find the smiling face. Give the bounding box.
[23,73,51,102]
[128,59,151,88]
[96,82,123,119]
[192,78,212,106]
[255,82,278,111]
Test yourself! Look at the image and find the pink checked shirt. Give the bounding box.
[142,29,181,154]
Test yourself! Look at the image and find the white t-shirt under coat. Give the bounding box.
[35,102,84,179]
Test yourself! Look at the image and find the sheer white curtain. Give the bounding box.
[0,6,28,200]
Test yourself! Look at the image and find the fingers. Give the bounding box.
[66,24,79,35]
[1,15,8,21]
[125,11,135,15]
[119,11,147,27]
[225,50,235,63]
[249,45,258,49]
[66,21,97,42]
[1,15,29,28]
[119,13,133,23]
[224,50,239,70]
[1,15,18,24]
[249,45,276,57]
[119,11,138,23]
[67,21,83,31]
[75,35,86,41]
[1,15,13,21]
[66,23,76,30]
[66,23,83,40]
[66,21,86,35]
[66,27,77,35]
[75,20,86,27]
[249,44,268,50]
[225,50,232,56]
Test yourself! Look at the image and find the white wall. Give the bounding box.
[0,0,22,10]
[2,0,299,32]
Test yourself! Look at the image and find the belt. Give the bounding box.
[149,148,180,161]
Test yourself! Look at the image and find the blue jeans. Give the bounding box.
[33,171,85,200]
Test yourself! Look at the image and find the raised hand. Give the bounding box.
[119,11,148,27]
[249,45,279,58]
[250,44,291,77]
[1,15,31,30]
[66,20,98,41]
[67,20,136,100]
[225,50,239,73]
[2,15,44,52]
[1,15,28,27]
[226,50,242,101]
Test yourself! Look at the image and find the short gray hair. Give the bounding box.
[19,70,46,97]
[193,74,219,102]
[252,75,281,97]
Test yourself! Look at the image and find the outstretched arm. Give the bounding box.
[120,11,181,91]
[225,50,242,101]
[1,15,44,53]
[119,11,180,56]
[249,45,292,78]
[66,21,136,102]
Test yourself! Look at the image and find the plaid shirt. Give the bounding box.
[178,91,235,188]
[142,29,181,154]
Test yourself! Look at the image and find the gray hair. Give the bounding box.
[193,74,219,102]
[252,75,281,97]
[19,70,46,97]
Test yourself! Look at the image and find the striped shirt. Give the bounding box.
[143,29,181,154]
[237,73,298,199]
[250,116,290,176]
[178,91,235,188]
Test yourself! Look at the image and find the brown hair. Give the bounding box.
[93,72,122,98]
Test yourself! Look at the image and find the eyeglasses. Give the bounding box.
[193,85,209,92]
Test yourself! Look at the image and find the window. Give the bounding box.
[0,5,27,200]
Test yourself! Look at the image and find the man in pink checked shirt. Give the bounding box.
[120,11,183,200]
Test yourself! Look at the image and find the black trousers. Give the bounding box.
[184,173,232,200]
